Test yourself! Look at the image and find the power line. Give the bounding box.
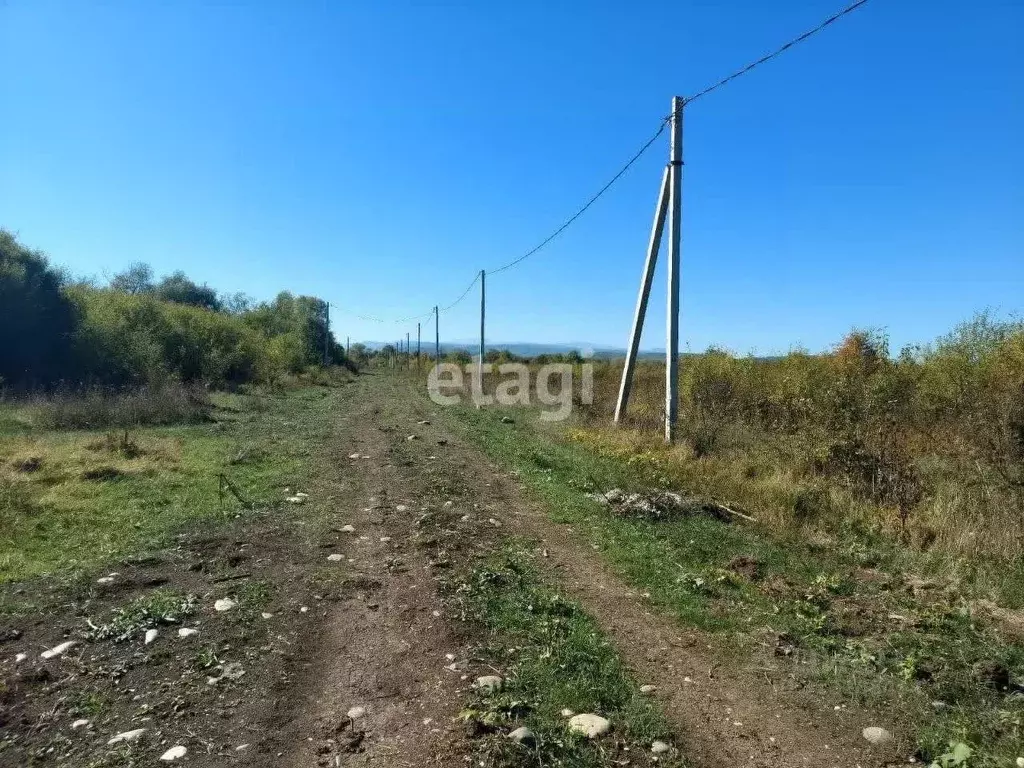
[487,118,668,275]
[341,0,869,326]
[684,0,869,106]
[439,272,481,314]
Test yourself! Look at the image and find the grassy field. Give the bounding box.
[0,383,346,584]
[441,399,1024,766]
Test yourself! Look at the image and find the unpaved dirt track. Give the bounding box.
[269,374,897,767]
[268,384,470,767]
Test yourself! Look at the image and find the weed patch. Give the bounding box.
[451,544,684,767]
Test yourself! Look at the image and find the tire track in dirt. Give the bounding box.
[267,382,470,768]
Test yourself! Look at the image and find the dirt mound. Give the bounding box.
[589,488,733,523]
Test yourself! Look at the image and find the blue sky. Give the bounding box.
[2,1,1021,354]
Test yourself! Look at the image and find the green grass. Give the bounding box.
[0,387,346,583]
[453,543,684,767]
[441,402,1024,767]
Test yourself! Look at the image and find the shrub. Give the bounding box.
[28,383,212,430]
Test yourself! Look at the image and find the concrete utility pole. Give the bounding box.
[346,336,350,356]
[323,302,330,366]
[614,96,683,443]
[406,332,410,370]
[479,270,486,383]
[417,322,421,368]
[665,96,683,444]
[614,166,669,424]
[434,306,440,362]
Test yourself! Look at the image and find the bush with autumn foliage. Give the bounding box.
[583,315,1024,573]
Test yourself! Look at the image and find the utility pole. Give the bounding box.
[434,306,440,363]
[323,301,330,366]
[406,332,410,370]
[479,270,486,383]
[665,96,684,444]
[346,336,350,356]
[614,166,669,424]
[416,322,421,368]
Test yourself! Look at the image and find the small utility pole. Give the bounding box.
[417,322,421,368]
[479,270,486,382]
[323,302,330,366]
[434,306,440,362]
[665,96,684,444]
[406,332,410,370]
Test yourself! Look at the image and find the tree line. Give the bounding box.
[1,229,347,391]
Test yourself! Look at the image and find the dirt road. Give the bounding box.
[266,374,892,768]
[0,374,898,767]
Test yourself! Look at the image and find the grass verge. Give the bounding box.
[452,543,684,768]
[0,386,342,583]
[442,402,1024,767]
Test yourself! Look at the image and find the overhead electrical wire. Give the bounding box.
[339,0,869,325]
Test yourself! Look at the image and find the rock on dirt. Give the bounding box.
[474,675,503,693]
[40,641,76,659]
[568,714,611,738]
[159,745,187,761]
[508,726,535,745]
[640,684,657,694]
[214,598,236,612]
[177,628,199,638]
[861,726,893,745]
[107,728,146,745]
[651,740,671,754]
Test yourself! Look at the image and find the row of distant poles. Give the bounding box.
[368,99,682,441]
[326,1,870,444]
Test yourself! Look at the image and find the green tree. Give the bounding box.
[109,262,154,295]
[152,271,222,311]
[0,230,79,389]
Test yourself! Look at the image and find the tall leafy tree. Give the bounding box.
[0,230,79,389]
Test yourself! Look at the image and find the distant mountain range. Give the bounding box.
[356,340,664,360]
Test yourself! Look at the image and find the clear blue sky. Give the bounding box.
[2,1,1021,354]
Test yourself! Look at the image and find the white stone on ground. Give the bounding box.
[144,629,158,645]
[651,740,670,754]
[508,726,535,745]
[348,452,361,459]
[560,708,575,718]
[107,728,146,745]
[341,524,356,533]
[347,706,366,719]
[568,714,611,738]
[396,504,408,512]
[861,726,893,745]
[285,496,305,504]
[40,641,76,659]
[327,554,344,561]
[640,684,657,694]
[261,612,273,620]
[1016,757,1024,768]
[214,598,236,612]
[178,628,199,638]
[159,745,187,761]
[14,653,27,663]
[474,675,503,693]
[71,719,89,730]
